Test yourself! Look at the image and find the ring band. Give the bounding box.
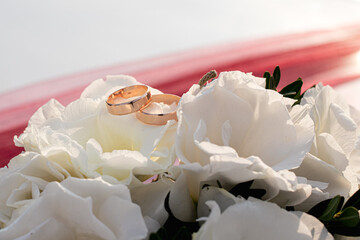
[136,94,180,125]
[106,85,151,115]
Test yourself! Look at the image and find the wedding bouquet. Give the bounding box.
[1,67,360,240]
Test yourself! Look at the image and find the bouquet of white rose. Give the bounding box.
[0,67,360,240]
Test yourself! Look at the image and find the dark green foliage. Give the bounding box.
[149,180,268,239]
[273,66,281,88]
[229,180,266,200]
[329,225,360,237]
[149,193,199,240]
[150,228,168,240]
[286,206,295,211]
[172,226,191,240]
[150,233,162,240]
[318,195,344,222]
[263,66,305,105]
[229,180,253,196]
[264,66,281,90]
[307,189,360,236]
[263,71,271,88]
[279,78,303,99]
[344,188,360,210]
[335,207,360,228]
[308,198,333,218]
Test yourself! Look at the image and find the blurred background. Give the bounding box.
[1,0,360,93]
[1,0,360,163]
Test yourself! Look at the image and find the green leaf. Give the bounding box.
[150,233,162,240]
[269,76,276,90]
[264,72,271,89]
[247,189,266,199]
[273,66,281,88]
[279,78,303,99]
[343,188,360,210]
[150,227,168,240]
[330,225,360,237]
[263,71,271,80]
[337,196,345,212]
[286,206,295,211]
[263,66,305,103]
[336,207,360,228]
[229,180,266,200]
[319,195,344,222]
[150,227,169,240]
[292,92,304,106]
[158,228,169,240]
[292,83,316,106]
[308,198,332,218]
[172,226,191,240]
[163,192,200,238]
[229,180,254,197]
[281,91,297,97]
[264,66,280,90]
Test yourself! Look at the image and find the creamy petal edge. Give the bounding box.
[0,177,148,240]
[176,71,314,171]
[193,199,333,240]
[14,75,178,186]
[168,155,321,222]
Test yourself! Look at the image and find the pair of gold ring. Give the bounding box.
[106,85,180,125]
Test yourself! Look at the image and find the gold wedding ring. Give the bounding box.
[106,85,151,115]
[136,94,180,125]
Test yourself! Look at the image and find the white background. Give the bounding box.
[1,0,360,94]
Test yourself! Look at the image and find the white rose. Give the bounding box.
[293,83,360,197]
[176,71,314,171]
[14,75,177,185]
[167,154,317,222]
[130,175,174,231]
[0,152,72,227]
[0,177,148,240]
[193,199,333,240]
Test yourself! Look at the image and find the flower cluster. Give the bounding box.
[1,69,360,240]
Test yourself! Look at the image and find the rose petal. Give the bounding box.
[194,199,313,240]
[131,178,173,227]
[316,133,349,171]
[177,71,314,171]
[0,178,148,240]
[292,153,351,197]
[0,182,117,240]
[292,211,334,240]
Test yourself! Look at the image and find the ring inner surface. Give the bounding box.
[141,94,180,115]
[107,85,148,106]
